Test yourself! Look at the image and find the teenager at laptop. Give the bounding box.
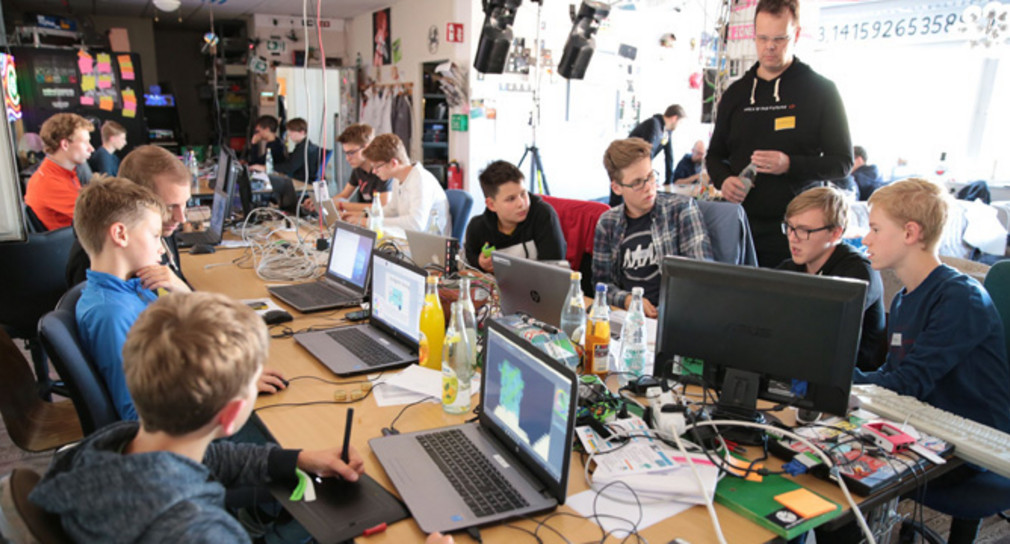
[66,145,194,290]
[244,115,286,169]
[464,160,566,273]
[776,186,885,371]
[32,291,454,544]
[304,124,391,215]
[344,134,450,235]
[258,117,319,182]
[594,138,713,317]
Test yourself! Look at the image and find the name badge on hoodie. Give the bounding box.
[775,116,796,131]
[891,333,902,346]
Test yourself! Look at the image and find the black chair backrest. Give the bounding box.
[57,282,87,312]
[23,205,47,233]
[0,227,74,339]
[38,309,119,435]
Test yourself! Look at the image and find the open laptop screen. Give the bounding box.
[482,324,573,484]
[326,225,373,289]
[370,254,425,344]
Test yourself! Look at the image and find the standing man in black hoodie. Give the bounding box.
[707,0,852,267]
[464,160,566,273]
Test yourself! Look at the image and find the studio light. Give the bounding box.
[558,1,610,80]
[474,0,522,74]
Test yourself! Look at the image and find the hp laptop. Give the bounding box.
[176,162,236,248]
[405,229,459,273]
[493,252,572,327]
[370,317,578,533]
[267,221,376,313]
[293,251,426,375]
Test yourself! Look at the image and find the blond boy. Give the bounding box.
[89,120,127,176]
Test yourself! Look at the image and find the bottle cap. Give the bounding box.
[595,283,606,292]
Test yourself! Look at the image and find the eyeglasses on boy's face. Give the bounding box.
[781,222,835,240]
[618,170,659,191]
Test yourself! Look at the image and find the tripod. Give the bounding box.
[516,0,550,195]
[518,143,550,195]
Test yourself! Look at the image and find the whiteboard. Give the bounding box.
[0,113,25,242]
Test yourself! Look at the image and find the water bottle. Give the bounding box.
[585,283,611,377]
[426,208,441,234]
[559,271,586,351]
[442,301,473,414]
[618,287,648,386]
[187,149,199,191]
[738,162,757,194]
[369,192,384,238]
[457,277,478,371]
[265,148,274,175]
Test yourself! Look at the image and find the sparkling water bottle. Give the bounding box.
[559,271,586,351]
[618,287,648,386]
[265,148,274,175]
[457,277,478,371]
[442,302,473,414]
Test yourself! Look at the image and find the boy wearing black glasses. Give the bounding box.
[776,186,885,370]
[593,138,712,317]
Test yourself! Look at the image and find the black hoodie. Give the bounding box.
[707,58,853,224]
[463,193,566,270]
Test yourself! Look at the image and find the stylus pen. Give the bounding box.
[341,408,354,463]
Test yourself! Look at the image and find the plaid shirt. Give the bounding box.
[592,194,713,308]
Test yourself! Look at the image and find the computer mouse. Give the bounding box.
[190,243,216,255]
[262,309,293,325]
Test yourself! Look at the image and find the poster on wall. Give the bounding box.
[373,8,391,66]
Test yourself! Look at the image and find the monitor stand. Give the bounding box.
[711,368,767,446]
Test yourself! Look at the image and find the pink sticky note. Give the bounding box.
[80,96,95,106]
[97,77,112,89]
[77,51,93,74]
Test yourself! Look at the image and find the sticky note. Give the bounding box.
[99,96,114,111]
[96,53,112,73]
[77,50,93,74]
[97,75,112,89]
[123,108,135,118]
[80,96,94,106]
[81,75,96,91]
[774,488,836,519]
[118,55,135,80]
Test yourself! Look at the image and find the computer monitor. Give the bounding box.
[653,256,866,440]
[209,148,232,196]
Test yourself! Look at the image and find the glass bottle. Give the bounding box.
[457,277,478,371]
[418,275,445,371]
[617,287,648,386]
[559,272,586,350]
[265,148,274,175]
[426,208,441,234]
[442,302,473,414]
[369,192,384,238]
[188,149,199,191]
[585,283,611,377]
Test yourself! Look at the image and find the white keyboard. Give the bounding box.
[852,384,1010,480]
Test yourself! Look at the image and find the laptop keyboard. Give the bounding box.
[280,282,355,308]
[325,328,400,367]
[417,429,529,517]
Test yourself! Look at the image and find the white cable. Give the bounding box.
[687,419,878,544]
[669,424,728,544]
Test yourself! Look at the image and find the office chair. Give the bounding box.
[0,468,71,544]
[445,189,473,241]
[984,261,1010,356]
[0,227,75,399]
[23,205,47,233]
[695,200,758,266]
[0,328,82,453]
[38,308,119,436]
[540,195,610,296]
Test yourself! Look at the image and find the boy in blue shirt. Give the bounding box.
[857,178,1010,542]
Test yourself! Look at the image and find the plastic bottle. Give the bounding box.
[585,283,611,377]
[418,275,445,371]
[738,162,758,194]
[442,301,473,414]
[368,192,384,238]
[559,272,586,352]
[187,150,199,191]
[617,287,648,386]
[265,148,274,175]
[426,208,441,234]
[457,277,478,371]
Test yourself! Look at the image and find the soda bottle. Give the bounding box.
[442,302,473,414]
[369,192,384,238]
[418,275,445,370]
[617,287,648,386]
[457,277,478,371]
[586,283,611,377]
[559,272,586,350]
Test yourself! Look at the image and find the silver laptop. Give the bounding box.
[176,165,236,248]
[370,318,578,533]
[267,221,376,313]
[405,229,458,271]
[493,252,572,327]
[320,200,341,228]
[293,251,426,375]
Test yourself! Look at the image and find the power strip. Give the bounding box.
[648,387,687,437]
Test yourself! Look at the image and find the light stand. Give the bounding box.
[517,0,550,195]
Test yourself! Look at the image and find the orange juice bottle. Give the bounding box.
[585,283,611,377]
[418,275,445,370]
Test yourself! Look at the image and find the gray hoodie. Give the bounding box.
[29,421,299,543]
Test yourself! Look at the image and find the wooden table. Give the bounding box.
[181,245,945,544]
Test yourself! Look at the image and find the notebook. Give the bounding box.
[293,251,426,375]
[405,229,459,273]
[493,251,572,327]
[370,317,579,533]
[267,221,376,313]
[176,163,236,248]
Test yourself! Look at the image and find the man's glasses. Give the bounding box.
[371,161,389,172]
[781,222,835,240]
[755,34,792,46]
[618,170,658,191]
[343,147,363,157]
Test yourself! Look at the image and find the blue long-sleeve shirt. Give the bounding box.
[854,264,1010,433]
[76,270,158,421]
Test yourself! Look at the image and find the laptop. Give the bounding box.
[370,317,578,533]
[293,251,427,375]
[176,162,236,248]
[405,229,459,273]
[493,251,572,327]
[320,200,341,228]
[267,221,377,313]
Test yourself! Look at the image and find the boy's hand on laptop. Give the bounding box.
[478,253,494,273]
[426,533,454,544]
[624,294,658,318]
[257,368,287,394]
[137,265,192,293]
[298,446,366,482]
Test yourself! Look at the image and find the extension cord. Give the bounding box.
[648,388,687,437]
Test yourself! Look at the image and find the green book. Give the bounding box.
[714,469,842,540]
